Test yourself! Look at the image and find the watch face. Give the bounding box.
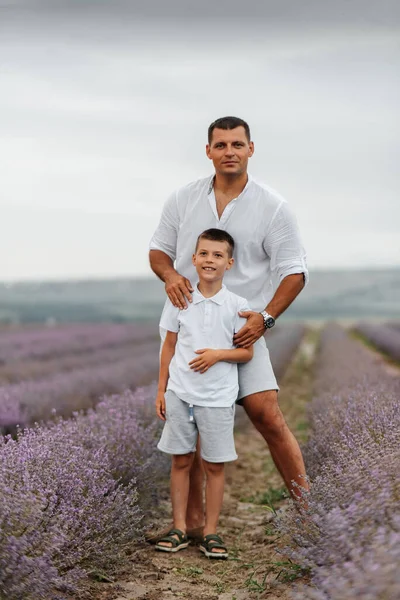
[266,317,275,328]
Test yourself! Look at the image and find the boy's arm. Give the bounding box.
[189,346,253,374]
[216,347,253,363]
[156,330,177,420]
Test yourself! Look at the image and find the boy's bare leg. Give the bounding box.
[202,460,226,554]
[243,390,309,500]
[186,439,205,530]
[158,452,194,548]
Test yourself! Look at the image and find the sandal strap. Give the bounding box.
[158,528,187,546]
[202,534,227,551]
[203,534,224,545]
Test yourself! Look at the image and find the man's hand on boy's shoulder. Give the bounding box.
[165,271,194,310]
[156,391,166,421]
[189,349,221,374]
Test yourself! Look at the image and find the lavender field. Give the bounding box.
[278,324,400,599]
[355,321,400,362]
[0,321,399,599]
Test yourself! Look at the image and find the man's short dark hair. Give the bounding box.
[208,116,251,144]
[195,228,235,258]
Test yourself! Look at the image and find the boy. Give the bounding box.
[155,228,253,559]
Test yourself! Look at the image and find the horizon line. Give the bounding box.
[1,265,400,286]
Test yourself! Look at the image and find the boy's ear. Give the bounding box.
[226,257,234,270]
[192,253,196,266]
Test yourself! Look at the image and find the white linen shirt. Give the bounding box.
[160,284,250,407]
[150,174,308,312]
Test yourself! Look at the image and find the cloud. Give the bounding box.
[1,0,399,279]
[2,0,399,28]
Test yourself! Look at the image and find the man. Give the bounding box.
[149,116,309,540]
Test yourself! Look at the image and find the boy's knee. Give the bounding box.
[202,460,224,476]
[172,452,195,470]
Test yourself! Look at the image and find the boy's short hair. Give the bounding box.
[195,228,235,258]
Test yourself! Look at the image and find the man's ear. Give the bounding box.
[206,144,211,159]
[248,141,254,157]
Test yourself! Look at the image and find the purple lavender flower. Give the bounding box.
[276,324,400,600]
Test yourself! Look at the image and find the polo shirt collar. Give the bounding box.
[192,283,227,305]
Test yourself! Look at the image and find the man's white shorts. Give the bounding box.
[237,336,279,403]
[157,390,237,463]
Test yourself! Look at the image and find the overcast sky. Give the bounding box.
[1,0,399,281]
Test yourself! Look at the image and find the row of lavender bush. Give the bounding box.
[278,324,400,599]
[0,385,169,600]
[0,338,159,384]
[0,324,304,432]
[265,323,305,379]
[0,322,158,364]
[0,341,160,431]
[355,321,400,362]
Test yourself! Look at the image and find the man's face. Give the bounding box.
[192,239,234,282]
[206,126,254,176]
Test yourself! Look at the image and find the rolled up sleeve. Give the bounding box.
[149,192,179,262]
[263,202,309,287]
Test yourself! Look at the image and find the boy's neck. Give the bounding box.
[197,279,223,298]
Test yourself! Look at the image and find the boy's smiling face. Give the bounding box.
[192,239,234,283]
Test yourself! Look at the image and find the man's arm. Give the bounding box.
[149,250,193,310]
[266,272,305,319]
[156,330,178,420]
[234,198,307,348]
[233,273,305,348]
[149,190,194,309]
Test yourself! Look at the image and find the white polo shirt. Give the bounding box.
[150,174,308,312]
[160,284,250,407]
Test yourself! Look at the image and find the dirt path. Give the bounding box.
[94,331,317,600]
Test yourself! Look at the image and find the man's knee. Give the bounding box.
[243,391,286,438]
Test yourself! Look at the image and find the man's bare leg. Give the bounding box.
[242,390,309,500]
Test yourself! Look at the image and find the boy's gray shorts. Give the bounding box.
[237,336,279,403]
[157,390,237,463]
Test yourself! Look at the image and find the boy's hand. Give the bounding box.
[156,392,166,421]
[189,349,220,374]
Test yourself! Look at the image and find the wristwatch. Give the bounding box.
[259,311,275,329]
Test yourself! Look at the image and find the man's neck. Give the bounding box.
[213,171,248,197]
[197,279,223,298]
